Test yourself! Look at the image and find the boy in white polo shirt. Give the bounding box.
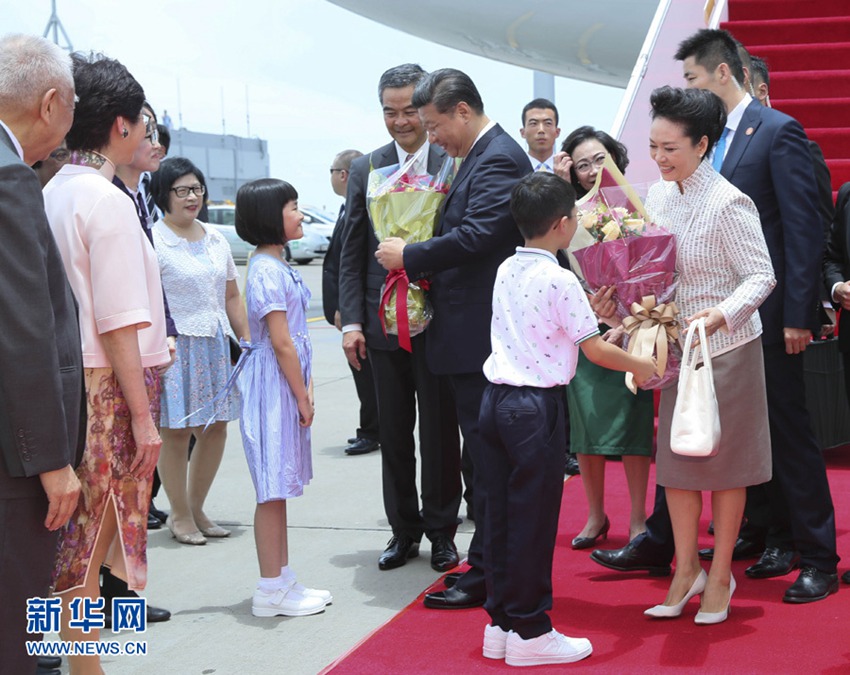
[479,172,655,667]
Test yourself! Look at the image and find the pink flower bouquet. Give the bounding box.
[569,156,681,392]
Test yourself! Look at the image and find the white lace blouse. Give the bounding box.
[645,160,776,357]
[152,221,237,338]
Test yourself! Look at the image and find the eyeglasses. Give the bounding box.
[170,184,206,198]
[58,91,78,111]
[142,113,159,145]
[329,167,346,175]
[49,148,70,162]
[574,153,607,174]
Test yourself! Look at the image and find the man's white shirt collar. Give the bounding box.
[726,92,752,133]
[465,120,497,159]
[395,140,430,175]
[527,151,556,172]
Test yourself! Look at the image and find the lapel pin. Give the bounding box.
[745,127,754,136]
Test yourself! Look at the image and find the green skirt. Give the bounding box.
[567,350,653,456]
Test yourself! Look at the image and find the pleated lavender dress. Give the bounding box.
[239,254,313,502]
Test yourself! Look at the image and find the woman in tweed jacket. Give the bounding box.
[642,87,775,625]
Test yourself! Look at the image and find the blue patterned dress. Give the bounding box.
[239,254,313,502]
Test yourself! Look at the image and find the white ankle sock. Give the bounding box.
[257,576,282,593]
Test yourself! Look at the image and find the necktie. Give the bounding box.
[141,173,159,223]
[135,192,149,229]
[535,162,547,172]
[712,128,730,171]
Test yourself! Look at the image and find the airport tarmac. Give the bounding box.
[47,260,475,674]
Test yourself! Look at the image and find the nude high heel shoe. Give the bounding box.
[166,515,207,546]
[694,575,736,625]
[644,569,707,618]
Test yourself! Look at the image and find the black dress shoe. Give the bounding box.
[783,566,839,603]
[423,585,485,609]
[148,512,162,530]
[700,537,764,561]
[347,437,358,444]
[36,667,60,675]
[149,501,169,524]
[571,516,610,550]
[444,572,462,588]
[565,454,580,476]
[430,534,459,572]
[745,547,800,579]
[345,438,380,455]
[378,535,419,570]
[590,542,671,576]
[38,656,62,668]
[842,570,850,584]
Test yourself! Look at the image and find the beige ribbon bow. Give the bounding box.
[621,295,679,394]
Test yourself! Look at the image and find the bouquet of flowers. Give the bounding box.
[366,152,456,351]
[569,155,680,393]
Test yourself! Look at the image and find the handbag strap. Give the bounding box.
[680,318,715,375]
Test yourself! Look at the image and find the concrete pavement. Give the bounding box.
[48,260,474,674]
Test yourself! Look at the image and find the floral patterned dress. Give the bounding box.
[53,369,161,593]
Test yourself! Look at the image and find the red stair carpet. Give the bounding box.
[722,0,850,193]
[322,450,850,673]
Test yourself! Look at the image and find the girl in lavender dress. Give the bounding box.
[234,179,331,617]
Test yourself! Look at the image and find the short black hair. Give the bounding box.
[749,54,770,87]
[522,98,558,126]
[650,86,727,158]
[675,29,745,88]
[149,156,206,214]
[142,100,156,121]
[412,68,484,115]
[235,178,298,246]
[510,172,576,240]
[65,52,145,152]
[157,123,171,154]
[378,64,426,102]
[560,125,629,194]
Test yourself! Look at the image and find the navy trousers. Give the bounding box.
[479,383,566,639]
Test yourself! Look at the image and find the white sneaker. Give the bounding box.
[483,624,510,659]
[291,581,333,605]
[251,586,327,617]
[505,629,592,666]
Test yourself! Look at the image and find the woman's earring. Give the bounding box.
[122,127,129,138]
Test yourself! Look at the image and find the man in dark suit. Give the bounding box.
[0,34,85,673]
[824,182,850,586]
[376,68,532,608]
[591,29,839,604]
[338,64,462,573]
[322,148,381,456]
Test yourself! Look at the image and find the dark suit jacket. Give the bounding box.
[824,182,850,351]
[403,124,531,374]
[0,129,85,498]
[322,204,345,326]
[338,142,446,350]
[720,100,823,345]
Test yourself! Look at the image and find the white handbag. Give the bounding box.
[670,318,721,457]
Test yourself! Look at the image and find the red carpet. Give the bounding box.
[722,0,850,193]
[323,449,850,673]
